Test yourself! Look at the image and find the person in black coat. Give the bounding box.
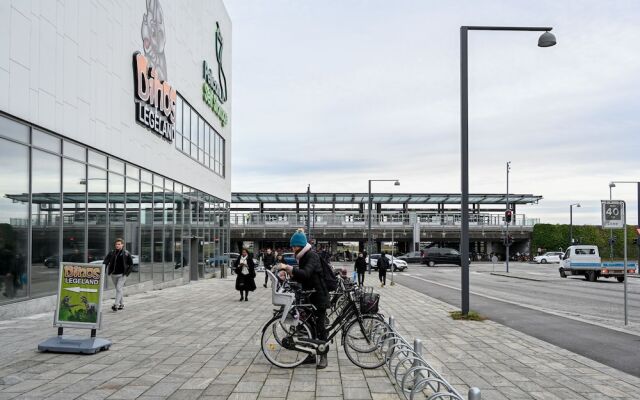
[234,248,256,301]
[279,229,330,369]
[103,238,134,311]
[262,248,275,288]
[354,252,367,286]
[378,251,389,287]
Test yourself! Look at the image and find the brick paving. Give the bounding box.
[0,277,639,399]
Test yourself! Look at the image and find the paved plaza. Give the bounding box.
[0,275,640,399]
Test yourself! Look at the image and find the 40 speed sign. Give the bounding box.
[601,200,625,229]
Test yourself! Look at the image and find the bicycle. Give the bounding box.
[261,270,391,369]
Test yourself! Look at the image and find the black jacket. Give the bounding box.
[262,253,275,270]
[234,255,256,291]
[292,249,330,309]
[104,249,133,276]
[378,256,390,272]
[355,257,367,273]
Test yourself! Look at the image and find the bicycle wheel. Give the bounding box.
[261,315,313,368]
[342,315,390,369]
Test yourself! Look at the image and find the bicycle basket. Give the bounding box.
[360,292,380,314]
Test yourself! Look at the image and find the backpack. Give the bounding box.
[318,255,338,292]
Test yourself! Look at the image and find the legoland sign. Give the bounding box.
[133,52,177,142]
[202,22,229,127]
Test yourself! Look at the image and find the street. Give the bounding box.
[342,260,640,378]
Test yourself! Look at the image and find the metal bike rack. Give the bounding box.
[378,316,481,400]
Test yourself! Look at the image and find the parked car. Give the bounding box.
[533,252,564,264]
[397,251,423,263]
[208,252,239,266]
[422,247,465,267]
[89,255,140,272]
[365,254,408,271]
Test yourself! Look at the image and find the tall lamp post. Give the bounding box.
[609,181,640,267]
[368,179,400,274]
[306,184,311,242]
[505,161,511,273]
[569,203,581,246]
[460,26,556,315]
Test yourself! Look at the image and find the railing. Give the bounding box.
[230,212,538,228]
[381,315,481,400]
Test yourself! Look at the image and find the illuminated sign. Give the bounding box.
[133,52,176,141]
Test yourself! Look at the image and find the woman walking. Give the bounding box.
[354,252,366,286]
[234,249,256,301]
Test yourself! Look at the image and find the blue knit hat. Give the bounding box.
[290,229,308,247]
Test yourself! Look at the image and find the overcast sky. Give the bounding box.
[225,0,640,225]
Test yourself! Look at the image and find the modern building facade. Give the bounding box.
[230,192,542,258]
[0,0,232,313]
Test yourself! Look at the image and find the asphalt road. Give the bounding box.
[337,261,640,377]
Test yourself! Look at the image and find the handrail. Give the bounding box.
[378,315,481,400]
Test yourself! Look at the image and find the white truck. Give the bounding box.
[558,245,637,282]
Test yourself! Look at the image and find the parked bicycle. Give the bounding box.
[261,270,391,369]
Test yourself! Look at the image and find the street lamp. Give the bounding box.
[569,203,581,246]
[505,161,511,273]
[368,179,400,274]
[460,26,556,315]
[609,180,640,267]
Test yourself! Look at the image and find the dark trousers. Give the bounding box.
[379,270,386,285]
[314,307,327,341]
[357,272,365,286]
[264,269,271,285]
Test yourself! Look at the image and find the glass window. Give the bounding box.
[108,173,125,270]
[190,108,197,144]
[140,169,152,183]
[125,178,140,285]
[63,159,87,264]
[183,104,190,141]
[152,185,164,282]
[153,174,163,188]
[0,115,29,143]
[199,118,205,150]
[191,142,197,158]
[88,150,107,169]
[126,164,139,180]
[164,190,174,282]
[109,158,125,175]
[175,96,182,135]
[63,141,86,161]
[31,149,61,298]
[32,130,61,153]
[0,139,29,303]
[139,182,153,282]
[204,125,210,157]
[87,167,108,270]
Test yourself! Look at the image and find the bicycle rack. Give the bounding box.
[376,316,481,400]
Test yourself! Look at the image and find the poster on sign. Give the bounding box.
[54,263,106,329]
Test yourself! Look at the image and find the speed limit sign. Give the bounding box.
[601,200,625,229]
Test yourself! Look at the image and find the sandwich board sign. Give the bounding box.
[601,200,625,229]
[38,263,111,354]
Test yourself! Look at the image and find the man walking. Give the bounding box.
[103,238,133,311]
[378,251,389,287]
[262,248,275,288]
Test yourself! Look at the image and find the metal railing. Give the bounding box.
[230,211,538,228]
[379,315,481,400]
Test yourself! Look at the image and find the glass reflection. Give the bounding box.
[152,184,164,282]
[62,159,87,265]
[0,139,28,302]
[125,178,140,285]
[140,182,153,282]
[31,149,61,298]
[87,167,108,277]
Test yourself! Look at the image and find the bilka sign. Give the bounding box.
[55,263,106,329]
[133,52,177,142]
[202,22,228,127]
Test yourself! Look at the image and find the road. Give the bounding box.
[335,261,640,377]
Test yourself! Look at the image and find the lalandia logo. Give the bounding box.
[141,0,167,81]
[203,22,229,127]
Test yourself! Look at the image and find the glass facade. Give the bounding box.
[0,114,230,305]
[175,95,226,177]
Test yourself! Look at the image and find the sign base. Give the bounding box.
[38,335,111,355]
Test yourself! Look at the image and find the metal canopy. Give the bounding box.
[232,192,542,205]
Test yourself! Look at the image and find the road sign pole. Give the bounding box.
[623,202,628,326]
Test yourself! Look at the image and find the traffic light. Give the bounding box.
[503,235,513,246]
[505,210,512,224]
[634,238,639,245]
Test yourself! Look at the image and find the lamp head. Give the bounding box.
[394,180,400,186]
[609,182,616,188]
[538,31,556,47]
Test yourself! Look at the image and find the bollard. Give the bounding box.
[388,316,396,350]
[413,338,422,388]
[468,387,481,400]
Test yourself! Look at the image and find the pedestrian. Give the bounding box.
[378,251,389,287]
[278,229,329,369]
[103,238,134,311]
[234,248,256,301]
[262,248,275,288]
[354,252,366,286]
